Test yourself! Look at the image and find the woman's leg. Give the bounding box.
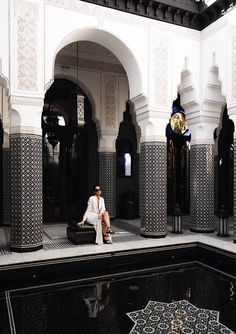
[101,211,110,233]
[102,211,112,244]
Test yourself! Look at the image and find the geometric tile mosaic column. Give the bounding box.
[234,138,236,243]
[10,133,43,252]
[99,152,116,218]
[190,144,215,232]
[2,147,11,225]
[140,141,167,237]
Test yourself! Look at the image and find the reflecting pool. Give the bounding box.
[5,263,236,333]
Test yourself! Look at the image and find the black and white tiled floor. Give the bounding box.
[0,216,235,266]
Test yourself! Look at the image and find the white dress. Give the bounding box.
[82,195,106,244]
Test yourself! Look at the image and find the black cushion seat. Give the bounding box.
[67,221,96,244]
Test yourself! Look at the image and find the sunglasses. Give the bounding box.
[95,188,101,192]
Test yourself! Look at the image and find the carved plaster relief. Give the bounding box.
[201,16,227,40]
[16,1,39,91]
[151,32,169,107]
[104,74,116,128]
[231,25,236,100]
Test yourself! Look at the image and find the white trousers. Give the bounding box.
[86,212,103,245]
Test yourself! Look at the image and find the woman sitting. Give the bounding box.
[77,185,113,244]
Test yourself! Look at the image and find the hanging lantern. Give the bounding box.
[77,94,85,127]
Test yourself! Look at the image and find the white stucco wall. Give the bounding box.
[0,0,9,85]
[201,17,228,103]
[0,0,236,138]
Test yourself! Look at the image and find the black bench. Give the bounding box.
[67,221,96,245]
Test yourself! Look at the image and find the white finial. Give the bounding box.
[184,57,188,71]
[212,52,216,67]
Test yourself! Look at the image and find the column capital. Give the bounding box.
[10,95,44,107]
[10,126,42,136]
[98,131,118,152]
[188,119,218,144]
[10,96,43,129]
[137,109,169,143]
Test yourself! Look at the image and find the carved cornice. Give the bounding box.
[75,0,235,30]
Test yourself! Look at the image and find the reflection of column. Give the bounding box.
[234,137,236,243]
[2,146,10,225]
[190,144,214,232]
[13,293,44,334]
[140,141,167,237]
[99,152,116,218]
[10,131,43,251]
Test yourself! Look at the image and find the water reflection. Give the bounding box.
[7,265,236,334]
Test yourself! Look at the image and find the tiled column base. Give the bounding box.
[140,141,167,237]
[190,144,214,232]
[10,134,43,252]
[99,152,116,218]
[2,148,10,225]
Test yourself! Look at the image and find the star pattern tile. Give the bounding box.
[127,300,234,334]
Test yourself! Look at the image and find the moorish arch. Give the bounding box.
[49,28,144,100]
[43,29,143,222]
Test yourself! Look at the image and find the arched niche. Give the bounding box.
[42,78,98,223]
[116,102,139,219]
[215,106,234,215]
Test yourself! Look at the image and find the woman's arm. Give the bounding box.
[78,197,93,224]
[100,197,106,214]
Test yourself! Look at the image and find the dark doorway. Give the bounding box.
[217,107,234,215]
[42,78,98,223]
[116,102,139,218]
